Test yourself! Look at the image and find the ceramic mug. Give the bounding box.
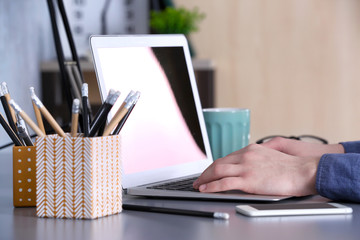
[203,108,250,160]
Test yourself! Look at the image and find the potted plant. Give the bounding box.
[150,6,205,56]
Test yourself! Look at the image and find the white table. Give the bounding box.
[0,148,359,240]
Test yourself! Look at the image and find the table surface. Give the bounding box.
[1,148,359,240]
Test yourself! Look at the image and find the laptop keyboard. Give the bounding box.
[147,177,199,192]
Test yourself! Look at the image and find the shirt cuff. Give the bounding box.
[340,141,360,153]
[316,153,360,202]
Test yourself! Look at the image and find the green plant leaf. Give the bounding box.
[150,7,205,35]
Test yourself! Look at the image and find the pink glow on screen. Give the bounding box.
[97,47,206,174]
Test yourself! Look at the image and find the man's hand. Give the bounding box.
[261,137,344,157]
[193,143,320,196]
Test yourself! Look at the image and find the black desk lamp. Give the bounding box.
[46,0,90,131]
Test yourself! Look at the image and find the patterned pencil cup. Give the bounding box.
[36,134,122,219]
[13,146,37,207]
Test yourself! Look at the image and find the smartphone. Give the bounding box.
[236,202,353,217]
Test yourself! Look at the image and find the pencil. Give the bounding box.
[96,90,132,137]
[9,99,46,138]
[122,204,230,220]
[29,87,46,134]
[0,83,18,133]
[90,89,116,129]
[89,90,120,137]
[0,112,23,146]
[71,98,80,137]
[82,83,90,137]
[112,91,140,135]
[1,82,17,127]
[96,122,106,136]
[31,95,66,138]
[16,114,33,146]
[102,92,136,136]
[115,90,135,116]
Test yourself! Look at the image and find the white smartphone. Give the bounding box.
[236,202,353,217]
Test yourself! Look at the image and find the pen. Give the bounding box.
[0,83,18,133]
[71,98,80,137]
[89,90,120,137]
[102,91,136,136]
[31,95,66,138]
[16,114,33,146]
[82,83,90,137]
[122,204,230,220]
[29,87,46,134]
[0,112,23,146]
[112,91,140,135]
[9,99,46,138]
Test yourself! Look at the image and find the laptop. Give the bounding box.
[90,34,290,202]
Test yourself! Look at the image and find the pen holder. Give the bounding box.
[35,134,122,219]
[13,146,37,207]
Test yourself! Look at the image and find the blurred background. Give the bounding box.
[1,0,360,147]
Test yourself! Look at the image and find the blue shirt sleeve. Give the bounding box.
[316,153,360,202]
[340,141,360,153]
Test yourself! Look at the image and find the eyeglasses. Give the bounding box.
[256,135,328,144]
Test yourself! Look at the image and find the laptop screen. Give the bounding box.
[90,35,213,188]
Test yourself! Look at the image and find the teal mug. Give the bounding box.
[203,108,250,160]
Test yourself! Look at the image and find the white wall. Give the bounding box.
[0,0,54,147]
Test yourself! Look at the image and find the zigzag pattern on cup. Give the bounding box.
[36,134,122,219]
[36,137,47,216]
